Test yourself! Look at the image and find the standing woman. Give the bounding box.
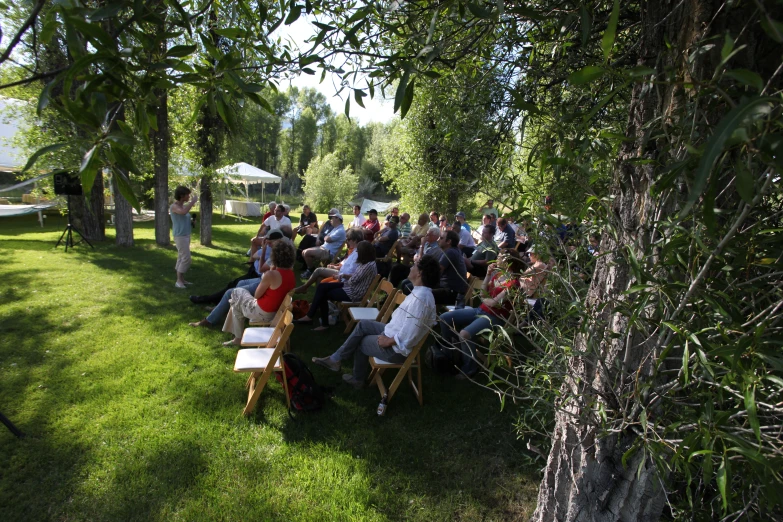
[295,241,378,331]
[170,185,198,288]
[222,241,297,346]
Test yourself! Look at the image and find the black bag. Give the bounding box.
[275,353,328,413]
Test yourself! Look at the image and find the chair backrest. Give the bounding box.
[357,274,382,306]
[383,239,399,260]
[269,293,294,327]
[367,278,394,308]
[266,310,293,348]
[465,275,484,306]
[379,290,406,323]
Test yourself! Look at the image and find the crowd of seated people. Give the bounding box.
[184,198,606,396]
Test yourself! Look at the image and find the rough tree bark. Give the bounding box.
[111,170,134,247]
[153,88,170,246]
[71,173,105,241]
[531,1,747,520]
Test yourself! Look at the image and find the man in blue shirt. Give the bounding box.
[301,210,346,279]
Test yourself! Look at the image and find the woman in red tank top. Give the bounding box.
[222,240,296,346]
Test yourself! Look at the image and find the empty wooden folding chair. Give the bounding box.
[241,310,293,348]
[367,332,430,407]
[233,322,295,415]
[344,279,396,333]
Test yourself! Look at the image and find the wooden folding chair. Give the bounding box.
[376,239,399,264]
[249,293,293,326]
[338,274,381,324]
[378,290,406,323]
[241,310,293,348]
[233,322,295,415]
[444,274,484,312]
[344,279,395,333]
[367,332,430,407]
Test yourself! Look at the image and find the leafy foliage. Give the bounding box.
[301,152,358,212]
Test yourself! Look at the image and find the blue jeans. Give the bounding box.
[307,281,351,326]
[438,308,504,375]
[206,277,260,325]
[329,320,407,381]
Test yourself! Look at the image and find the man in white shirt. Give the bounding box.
[349,205,366,228]
[293,228,363,294]
[312,254,441,388]
[256,204,292,237]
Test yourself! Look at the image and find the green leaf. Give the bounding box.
[214,28,243,39]
[568,66,605,85]
[394,71,409,114]
[79,145,100,195]
[88,4,124,22]
[682,340,689,382]
[354,89,366,108]
[467,2,493,18]
[579,5,591,48]
[285,5,302,25]
[744,384,761,442]
[639,409,647,433]
[626,66,655,78]
[760,16,783,43]
[680,97,774,217]
[112,169,140,213]
[344,97,350,118]
[167,44,197,58]
[725,69,764,91]
[400,78,415,118]
[720,34,734,61]
[23,143,68,172]
[716,457,728,512]
[601,0,620,61]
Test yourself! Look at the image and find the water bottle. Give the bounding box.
[377,393,388,416]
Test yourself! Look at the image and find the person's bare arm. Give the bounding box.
[171,193,198,215]
[254,270,279,299]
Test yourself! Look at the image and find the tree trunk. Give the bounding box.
[153,88,170,246]
[532,1,730,520]
[78,172,105,241]
[199,179,212,246]
[111,171,134,247]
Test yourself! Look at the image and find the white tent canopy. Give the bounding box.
[216,163,281,216]
[359,198,396,215]
[217,162,281,185]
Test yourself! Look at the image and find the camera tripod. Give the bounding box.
[55,195,94,251]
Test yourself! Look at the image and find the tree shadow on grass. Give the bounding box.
[229,326,540,520]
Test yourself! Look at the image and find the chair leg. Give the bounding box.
[373,369,389,398]
[343,319,355,334]
[243,366,275,416]
[386,362,412,402]
[278,356,290,410]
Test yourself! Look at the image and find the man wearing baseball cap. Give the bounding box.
[361,208,381,241]
[301,209,346,279]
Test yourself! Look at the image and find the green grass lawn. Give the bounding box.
[0,213,539,521]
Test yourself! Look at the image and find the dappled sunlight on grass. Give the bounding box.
[0,214,538,520]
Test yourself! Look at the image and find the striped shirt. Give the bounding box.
[343,262,378,301]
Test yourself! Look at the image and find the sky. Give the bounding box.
[274,17,396,126]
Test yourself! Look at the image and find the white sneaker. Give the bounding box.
[175,282,187,289]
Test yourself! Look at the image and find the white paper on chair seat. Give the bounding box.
[241,327,275,346]
[372,357,395,365]
[234,348,282,372]
[349,307,380,321]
